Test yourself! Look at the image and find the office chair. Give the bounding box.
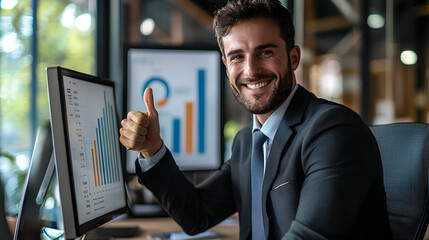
[370,123,429,240]
[0,177,13,240]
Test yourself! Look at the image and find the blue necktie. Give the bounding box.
[251,130,267,239]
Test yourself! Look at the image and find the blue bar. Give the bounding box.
[108,101,117,183]
[173,119,181,153]
[98,119,106,185]
[104,93,112,184]
[106,101,115,183]
[198,69,205,153]
[105,94,114,184]
[102,112,110,184]
[96,128,104,185]
[111,105,121,182]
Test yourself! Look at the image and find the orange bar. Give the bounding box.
[185,102,193,154]
[91,149,97,188]
[94,140,101,186]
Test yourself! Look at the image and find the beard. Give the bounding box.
[230,66,293,115]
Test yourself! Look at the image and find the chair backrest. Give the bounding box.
[370,123,429,240]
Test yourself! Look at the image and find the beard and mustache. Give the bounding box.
[230,61,293,115]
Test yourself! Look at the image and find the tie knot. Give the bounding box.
[253,130,267,147]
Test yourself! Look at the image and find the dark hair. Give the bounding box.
[213,0,295,58]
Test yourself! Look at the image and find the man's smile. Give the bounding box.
[245,80,270,89]
[238,74,276,92]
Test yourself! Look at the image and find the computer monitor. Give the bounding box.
[124,47,224,173]
[46,66,128,239]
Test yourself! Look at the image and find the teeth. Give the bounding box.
[247,81,268,89]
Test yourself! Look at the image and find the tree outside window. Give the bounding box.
[0,0,96,216]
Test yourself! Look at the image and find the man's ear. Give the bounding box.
[289,45,301,71]
[222,57,231,79]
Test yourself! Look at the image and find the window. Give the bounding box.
[0,0,96,215]
[299,0,429,124]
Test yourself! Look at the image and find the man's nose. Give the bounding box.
[243,56,262,78]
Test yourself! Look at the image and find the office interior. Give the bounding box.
[0,0,429,238]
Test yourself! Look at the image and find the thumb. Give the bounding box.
[144,87,157,116]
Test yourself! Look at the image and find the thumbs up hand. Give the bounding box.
[120,88,163,158]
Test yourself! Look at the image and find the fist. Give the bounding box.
[119,88,163,158]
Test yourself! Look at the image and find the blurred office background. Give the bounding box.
[0,0,428,217]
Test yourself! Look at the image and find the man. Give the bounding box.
[119,0,392,239]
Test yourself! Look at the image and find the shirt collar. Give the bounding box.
[252,84,299,140]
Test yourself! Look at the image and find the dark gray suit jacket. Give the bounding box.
[136,86,392,239]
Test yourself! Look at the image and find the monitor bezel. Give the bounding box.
[47,66,128,238]
[122,45,226,174]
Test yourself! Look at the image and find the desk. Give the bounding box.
[103,216,239,240]
[106,217,429,240]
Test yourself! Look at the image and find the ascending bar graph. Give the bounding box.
[63,75,126,223]
[64,77,123,194]
[89,91,121,188]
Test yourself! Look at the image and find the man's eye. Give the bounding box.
[231,55,242,61]
[260,50,272,56]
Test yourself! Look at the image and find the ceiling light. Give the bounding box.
[140,18,155,36]
[400,50,418,65]
[367,14,385,29]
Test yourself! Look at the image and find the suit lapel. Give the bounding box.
[263,121,293,191]
[261,85,313,236]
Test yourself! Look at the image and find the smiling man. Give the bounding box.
[222,16,296,123]
[119,0,392,239]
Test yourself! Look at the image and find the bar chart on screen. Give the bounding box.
[63,76,125,222]
[143,69,206,156]
[127,48,222,171]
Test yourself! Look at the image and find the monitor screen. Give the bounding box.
[47,66,127,239]
[124,47,224,173]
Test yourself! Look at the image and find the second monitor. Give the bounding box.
[124,47,224,173]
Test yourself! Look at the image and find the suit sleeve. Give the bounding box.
[283,107,384,239]
[135,149,236,235]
